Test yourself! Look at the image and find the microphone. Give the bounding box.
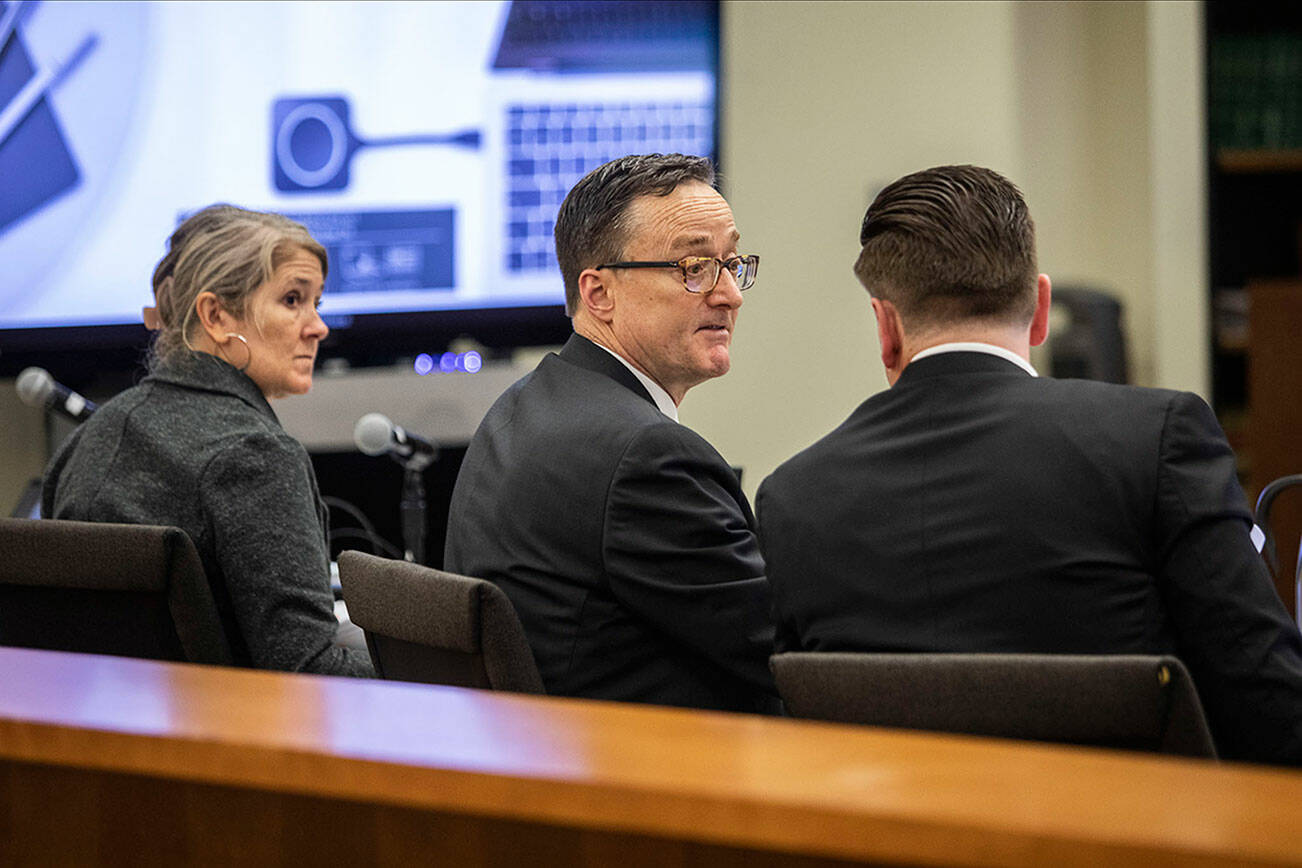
[16,367,98,423]
[353,412,437,463]
[354,412,435,564]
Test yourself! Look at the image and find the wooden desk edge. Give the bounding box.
[1,649,1300,868]
[0,717,1267,868]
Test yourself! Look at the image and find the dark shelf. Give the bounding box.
[1205,3,1302,431]
[1217,148,1302,173]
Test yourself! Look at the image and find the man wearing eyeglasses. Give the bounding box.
[445,153,778,713]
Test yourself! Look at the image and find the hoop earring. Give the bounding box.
[224,333,252,373]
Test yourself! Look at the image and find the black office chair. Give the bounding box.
[1255,473,1302,628]
[1049,286,1129,383]
[0,517,234,665]
[338,550,544,694]
[771,652,1217,759]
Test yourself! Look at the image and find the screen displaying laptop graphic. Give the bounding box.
[0,0,718,366]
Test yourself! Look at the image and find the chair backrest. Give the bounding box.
[1049,286,1128,384]
[0,517,234,665]
[771,652,1217,759]
[1254,473,1302,628]
[337,550,544,694]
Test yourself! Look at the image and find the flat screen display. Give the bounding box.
[0,0,718,372]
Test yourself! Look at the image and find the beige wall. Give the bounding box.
[1146,0,1208,393]
[0,384,47,511]
[683,0,1022,492]
[682,0,1207,499]
[1014,0,1155,383]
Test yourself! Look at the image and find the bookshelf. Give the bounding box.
[1207,3,1302,614]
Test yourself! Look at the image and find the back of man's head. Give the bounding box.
[854,165,1038,331]
[554,153,715,316]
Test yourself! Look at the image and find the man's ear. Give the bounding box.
[871,297,903,374]
[1028,273,1052,347]
[577,268,616,324]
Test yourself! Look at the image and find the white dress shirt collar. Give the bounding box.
[910,341,1039,377]
[594,342,680,421]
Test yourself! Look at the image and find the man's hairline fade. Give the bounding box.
[852,164,1038,333]
[554,153,717,317]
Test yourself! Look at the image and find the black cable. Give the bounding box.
[322,495,402,559]
[328,528,405,561]
[323,495,382,540]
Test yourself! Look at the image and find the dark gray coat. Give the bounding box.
[43,352,372,677]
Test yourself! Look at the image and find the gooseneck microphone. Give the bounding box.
[353,412,436,565]
[16,367,98,423]
[353,412,437,463]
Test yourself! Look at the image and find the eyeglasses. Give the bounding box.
[596,255,760,294]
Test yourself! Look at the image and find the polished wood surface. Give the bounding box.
[1,646,1301,867]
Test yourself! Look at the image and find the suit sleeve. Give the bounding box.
[603,423,777,696]
[201,433,374,677]
[755,477,806,656]
[1154,391,1302,765]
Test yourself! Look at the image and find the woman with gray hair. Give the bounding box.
[43,204,373,677]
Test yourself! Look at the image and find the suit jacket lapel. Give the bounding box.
[558,334,658,408]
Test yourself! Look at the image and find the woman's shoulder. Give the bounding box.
[197,421,318,519]
[135,368,285,434]
[97,382,306,491]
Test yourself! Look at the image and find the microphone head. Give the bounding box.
[16,367,54,408]
[354,412,395,456]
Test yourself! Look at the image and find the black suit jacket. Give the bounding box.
[445,334,778,713]
[757,351,1302,765]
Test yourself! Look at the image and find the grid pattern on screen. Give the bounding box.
[504,101,713,273]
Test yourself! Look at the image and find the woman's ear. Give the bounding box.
[194,292,233,345]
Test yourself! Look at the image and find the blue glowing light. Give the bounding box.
[414,350,485,374]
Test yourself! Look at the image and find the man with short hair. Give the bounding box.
[757,164,1302,764]
[445,154,777,713]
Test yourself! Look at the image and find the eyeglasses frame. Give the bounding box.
[595,255,759,294]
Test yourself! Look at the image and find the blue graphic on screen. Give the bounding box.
[0,0,718,353]
[272,96,481,193]
[0,0,87,233]
[503,101,712,274]
[287,209,455,293]
[492,0,716,73]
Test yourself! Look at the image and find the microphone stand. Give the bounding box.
[354,413,437,565]
[397,451,434,565]
[398,458,429,567]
